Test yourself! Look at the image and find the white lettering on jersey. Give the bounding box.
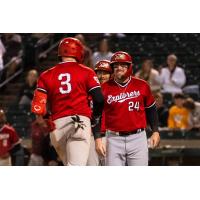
[107,91,140,104]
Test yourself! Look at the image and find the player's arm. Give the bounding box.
[90,87,106,157]
[145,103,159,133]
[89,87,104,140]
[144,82,160,148]
[145,103,160,148]
[31,88,47,116]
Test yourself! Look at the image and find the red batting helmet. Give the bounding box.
[94,60,112,73]
[58,37,84,63]
[110,51,133,77]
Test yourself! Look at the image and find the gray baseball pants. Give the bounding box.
[105,130,148,166]
[50,115,91,166]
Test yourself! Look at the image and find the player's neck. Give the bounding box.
[62,57,77,62]
[115,76,130,84]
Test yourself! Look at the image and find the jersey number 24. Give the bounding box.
[128,101,139,111]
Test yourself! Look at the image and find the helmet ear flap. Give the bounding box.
[125,63,133,77]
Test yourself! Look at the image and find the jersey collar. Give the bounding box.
[114,76,132,88]
[59,61,77,64]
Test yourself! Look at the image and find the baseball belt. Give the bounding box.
[106,128,145,137]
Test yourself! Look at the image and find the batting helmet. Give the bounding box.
[58,37,84,63]
[110,51,133,77]
[94,60,112,73]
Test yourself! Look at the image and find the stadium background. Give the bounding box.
[0,33,200,166]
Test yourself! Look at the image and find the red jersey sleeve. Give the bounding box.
[144,82,155,108]
[87,70,101,92]
[37,74,48,93]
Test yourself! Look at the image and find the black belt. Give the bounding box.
[108,128,145,136]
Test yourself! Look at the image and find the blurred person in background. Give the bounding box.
[153,92,169,128]
[183,97,200,131]
[2,33,23,79]
[158,54,186,94]
[168,93,190,130]
[28,114,59,166]
[92,38,113,67]
[18,69,38,108]
[135,59,161,92]
[75,34,93,68]
[0,109,22,166]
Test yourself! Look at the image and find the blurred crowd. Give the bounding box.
[0,33,22,82]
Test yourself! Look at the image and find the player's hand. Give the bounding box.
[95,138,106,157]
[149,132,160,149]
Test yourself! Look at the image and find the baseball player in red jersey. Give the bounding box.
[87,60,112,165]
[95,51,160,166]
[0,109,21,166]
[31,37,104,166]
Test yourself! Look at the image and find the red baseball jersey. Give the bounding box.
[37,61,101,120]
[0,124,20,157]
[102,76,155,132]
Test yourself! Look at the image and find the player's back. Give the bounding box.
[38,61,100,120]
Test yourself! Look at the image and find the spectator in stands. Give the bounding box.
[0,38,6,81]
[75,34,93,68]
[92,38,113,67]
[153,92,169,127]
[135,59,161,92]
[183,97,200,130]
[168,93,190,130]
[28,114,59,166]
[103,33,126,38]
[158,54,186,94]
[2,33,23,79]
[0,109,22,166]
[18,69,38,107]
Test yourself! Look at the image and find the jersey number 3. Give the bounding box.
[58,73,72,94]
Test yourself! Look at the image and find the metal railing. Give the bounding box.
[0,35,60,89]
[34,34,59,65]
